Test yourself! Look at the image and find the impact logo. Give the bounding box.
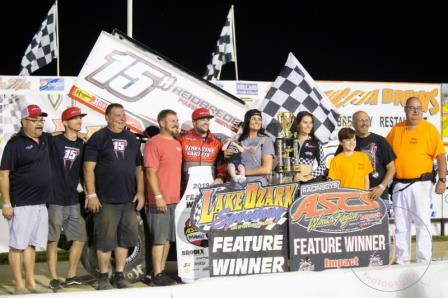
[86,50,177,102]
[192,182,297,232]
[290,181,386,233]
[183,218,208,248]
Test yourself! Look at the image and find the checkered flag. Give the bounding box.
[259,53,339,143]
[203,6,235,80]
[19,3,57,75]
[191,196,204,229]
[0,95,21,156]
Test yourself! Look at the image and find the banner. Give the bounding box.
[192,182,297,276]
[175,166,213,282]
[289,181,389,271]
[68,31,247,136]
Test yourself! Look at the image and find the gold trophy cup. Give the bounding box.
[277,112,295,138]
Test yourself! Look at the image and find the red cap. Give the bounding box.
[61,106,87,121]
[192,108,214,121]
[21,104,48,119]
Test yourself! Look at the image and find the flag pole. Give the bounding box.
[231,5,239,81]
[127,0,133,37]
[55,0,60,76]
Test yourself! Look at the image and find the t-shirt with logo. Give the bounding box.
[48,134,84,206]
[328,151,373,190]
[335,133,396,199]
[84,127,142,203]
[240,135,275,186]
[386,120,445,179]
[144,135,182,205]
[0,130,52,206]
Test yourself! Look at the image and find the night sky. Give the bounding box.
[1,1,446,83]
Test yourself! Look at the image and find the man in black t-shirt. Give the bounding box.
[335,110,396,200]
[83,103,144,290]
[46,107,88,290]
[0,104,51,294]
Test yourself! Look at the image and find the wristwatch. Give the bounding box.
[439,177,446,183]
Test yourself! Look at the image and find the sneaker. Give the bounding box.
[151,272,176,286]
[165,273,183,284]
[97,273,113,290]
[111,272,131,289]
[49,279,63,291]
[64,276,83,287]
[232,175,241,183]
[141,275,152,286]
[238,176,246,184]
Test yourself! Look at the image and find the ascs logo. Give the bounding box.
[290,188,387,233]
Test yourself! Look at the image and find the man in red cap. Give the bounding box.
[1,104,51,294]
[178,108,226,189]
[46,106,88,291]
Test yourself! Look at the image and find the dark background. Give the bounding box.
[1,1,445,83]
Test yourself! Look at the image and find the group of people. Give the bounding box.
[0,96,445,293]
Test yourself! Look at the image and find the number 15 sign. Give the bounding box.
[69,30,247,136]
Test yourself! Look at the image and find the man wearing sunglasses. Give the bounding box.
[0,104,51,294]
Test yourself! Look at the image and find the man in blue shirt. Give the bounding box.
[83,103,144,290]
[0,104,51,294]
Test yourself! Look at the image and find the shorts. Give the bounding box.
[228,158,243,168]
[8,204,48,250]
[145,204,177,245]
[93,202,139,251]
[48,204,87,242]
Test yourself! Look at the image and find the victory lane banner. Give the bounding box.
[289,181,389,271]
[191,182,298,277]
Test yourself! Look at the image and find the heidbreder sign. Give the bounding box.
[289,181,389,272]
[191,182,298,277]
[68,30,246,136]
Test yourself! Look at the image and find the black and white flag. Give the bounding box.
[203,6,235,81]
[19,3,57,75]
[259,53,339,143]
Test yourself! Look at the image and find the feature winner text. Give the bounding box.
[211,235,285,275]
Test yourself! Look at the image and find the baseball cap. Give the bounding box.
[61,106,87,121]
[21,104,48,119]
[192,108,214,121]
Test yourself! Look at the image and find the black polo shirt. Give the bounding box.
[0,130,52,207]
[83,127,142,204]
[49,134,84,206]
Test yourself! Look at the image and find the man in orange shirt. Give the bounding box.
[387,97,446,264]
[144,109,182,286]
[329,127,373,190]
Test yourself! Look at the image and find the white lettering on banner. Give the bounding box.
[212,235,283,253]
[293,235,386,255]
[294,237,343,255]
[344,235,386,252]
[212,257,284,275]
[85,51,176,102]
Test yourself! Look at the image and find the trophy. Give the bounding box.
[277,112,295,138]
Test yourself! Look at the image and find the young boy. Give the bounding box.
[329,127,373,190]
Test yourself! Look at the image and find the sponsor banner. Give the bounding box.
[219,80,442,137]
[442,84,448,143]
[175,166,214,282]
[69,31,247,136]
[192,182,297,276]
[289,181,389,271]
[0,75,107,157]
